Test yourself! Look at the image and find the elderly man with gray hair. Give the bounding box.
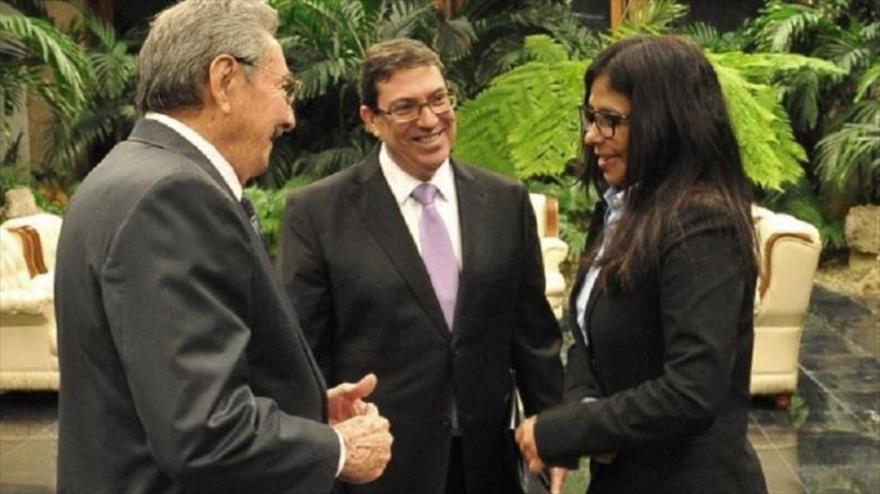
[54,1,392,493]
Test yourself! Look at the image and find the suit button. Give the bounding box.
[441,415,452,429]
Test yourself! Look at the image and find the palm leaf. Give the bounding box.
[752,1,822,52]
[0,12,90,109]
[611,0,689,39]
[816,122,880,197]
[433,16,476,62]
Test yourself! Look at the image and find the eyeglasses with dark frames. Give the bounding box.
[233,56,302,108]
[580,105,630,139]
[374,90,457,123]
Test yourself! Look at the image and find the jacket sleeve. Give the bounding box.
[562,333,603,404]
[511,186,565,417]
[534,209,750,463]
[277,191,337,383]
[104,175,339,493]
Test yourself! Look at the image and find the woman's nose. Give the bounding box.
[584,123,602,146]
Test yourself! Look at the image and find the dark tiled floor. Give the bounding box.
[1,286,878,493]
[747,286,880,494]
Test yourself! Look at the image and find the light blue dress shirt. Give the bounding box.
[575,187,627,346]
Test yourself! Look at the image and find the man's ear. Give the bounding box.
[359,105,379,137]
[207,54,239,114]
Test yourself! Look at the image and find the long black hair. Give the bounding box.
[582,35,758,291]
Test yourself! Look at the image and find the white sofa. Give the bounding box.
[0,212,63,392]
[750,206,822,408]
[529,193,569,319]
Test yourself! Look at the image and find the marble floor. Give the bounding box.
[1,286,877,494]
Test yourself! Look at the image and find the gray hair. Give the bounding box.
[135,0,279,114]
[359,38,445,110]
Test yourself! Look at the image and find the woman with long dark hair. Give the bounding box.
[516,35,768,493]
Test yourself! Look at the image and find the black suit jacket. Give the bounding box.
[534,204,767,494]
[55,119,340,494]
[277,148,564,494]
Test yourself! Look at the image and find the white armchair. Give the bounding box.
[0,212,63,392]
[530,194,569,319]
[750,206,822,408]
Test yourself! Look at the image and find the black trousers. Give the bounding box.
[445,436,540,494]
[445,437,467,494]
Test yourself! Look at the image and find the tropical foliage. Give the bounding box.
[740,0,879,247]
[0,1,90,125]
[1,1,88,206]
[455,37,844,191]
[0,0,136,201]
[2,0,874,255]
[44,12,137,177]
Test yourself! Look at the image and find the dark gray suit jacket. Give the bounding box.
[55,118,339,494]
[535,204,767,494]
[277,148,564,494]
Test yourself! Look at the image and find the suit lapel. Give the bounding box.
[128,118,236,202]
[452,160,486,337]
[348,151,451,339]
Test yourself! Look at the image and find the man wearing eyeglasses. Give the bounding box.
[277,38,565,494]
[55,1,392,493]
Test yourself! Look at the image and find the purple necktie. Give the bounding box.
[411,183,459,329]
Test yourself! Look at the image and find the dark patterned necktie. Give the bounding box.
[240,196,267,251]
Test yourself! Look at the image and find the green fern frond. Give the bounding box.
[708,51,845,82]
[711,62,805,190]
[456,57,587,180]
[855,62,880,101]
[522,34,568,63]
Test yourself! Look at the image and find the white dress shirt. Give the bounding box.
[379,144,462,268]
[145,113,243,200]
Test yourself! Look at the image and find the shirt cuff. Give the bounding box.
[581,397,598,404]
[334,429,346,477]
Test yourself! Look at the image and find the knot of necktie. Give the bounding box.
[240,196,257,218]
[411,183,439,206]
[240,196,265,247]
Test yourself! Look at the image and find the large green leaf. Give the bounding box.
[708,51,846,82]
[712,61,806,190]
[455,40,585,179]
[0,12,90,117]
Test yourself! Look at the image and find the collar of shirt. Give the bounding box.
[604,186,625,214]
[378,143,455,205]
[145,112,243,201]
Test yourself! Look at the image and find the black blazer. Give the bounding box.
[55,119,340,494]
[277,148,564,494]
[534,204,767,494]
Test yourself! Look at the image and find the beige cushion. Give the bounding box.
[0,214,62,392]
[750,206,821,397]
